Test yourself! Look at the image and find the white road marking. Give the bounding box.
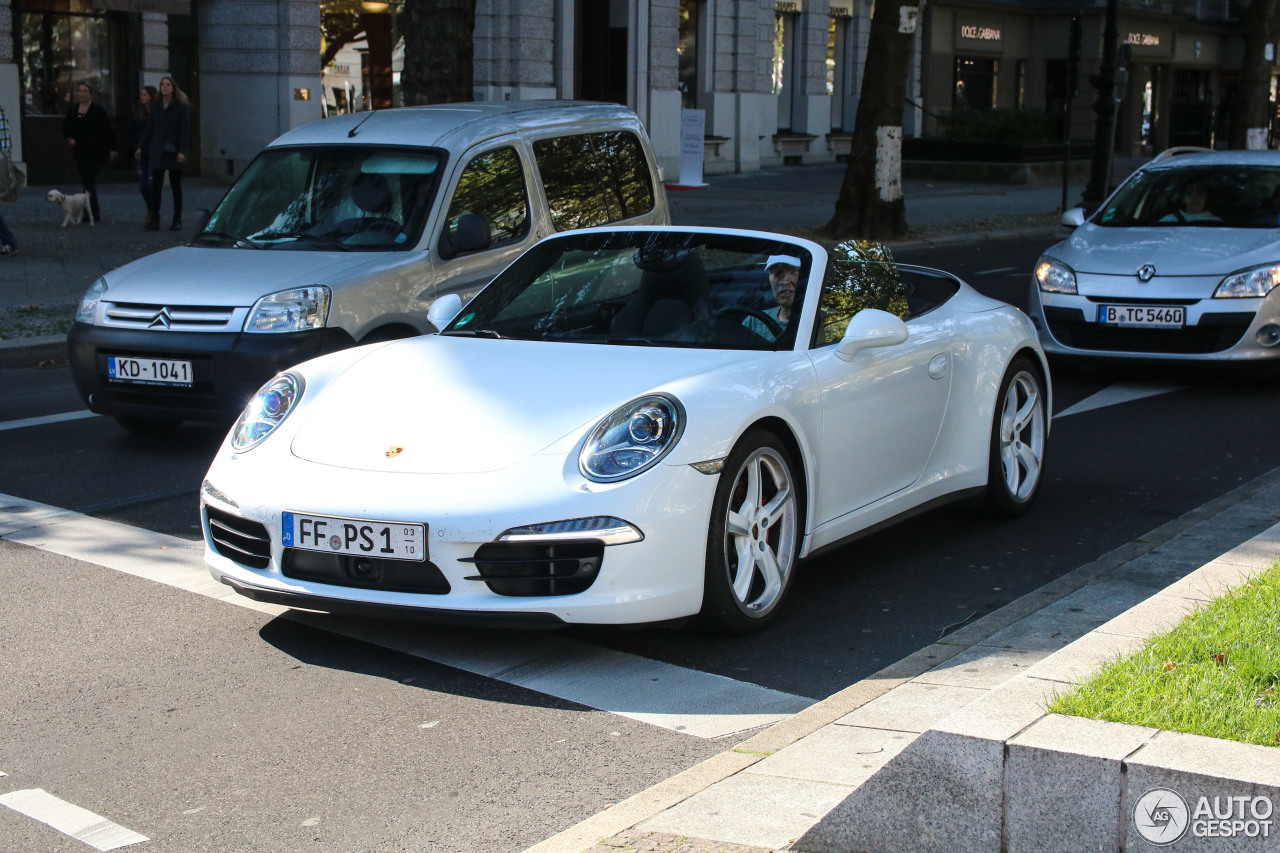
[1055,382,1186,419]
[0,789,148,851]
[0,411,99,432]
[0,493,811,738]
[975,266,1017,275]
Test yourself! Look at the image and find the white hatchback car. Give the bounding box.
[1030,149,1280,364]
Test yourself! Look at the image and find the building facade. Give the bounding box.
[0,0,1265,187]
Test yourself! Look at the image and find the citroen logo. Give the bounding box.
[1136,264,1157,283]
[385,446,404,458]
[148,307,172,329]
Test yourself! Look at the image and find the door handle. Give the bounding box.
[928,353,949,380]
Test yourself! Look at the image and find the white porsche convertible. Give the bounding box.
[201,227,1050,633]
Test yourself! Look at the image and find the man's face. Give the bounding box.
[769,265,798,309]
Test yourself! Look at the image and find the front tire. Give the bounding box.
[984,355,1047,517]
[696,429,800,634]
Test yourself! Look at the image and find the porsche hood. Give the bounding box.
[288,336,745,474]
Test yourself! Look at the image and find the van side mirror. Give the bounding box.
[438,213,492,260]
[427,293,464,332]
[1061,207,1086,228]
[835,308,909,362]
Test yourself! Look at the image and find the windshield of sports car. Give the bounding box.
[1097,164,1280,228]
[442,231,813,350]
[196,146,442,250]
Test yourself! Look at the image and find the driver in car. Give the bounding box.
[743,254,801,339]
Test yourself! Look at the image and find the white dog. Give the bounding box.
[46,189,95,227]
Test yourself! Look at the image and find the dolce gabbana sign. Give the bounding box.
[957,18,1004,51]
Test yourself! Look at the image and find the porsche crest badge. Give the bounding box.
[385,446,404,458]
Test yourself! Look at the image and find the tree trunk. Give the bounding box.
[824,2,921,241]
[1231,0,1279,150]
[401,0,477,106]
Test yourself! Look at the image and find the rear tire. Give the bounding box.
[114,414,183,436]
[983,356,1047,517]
[695,429,800,635]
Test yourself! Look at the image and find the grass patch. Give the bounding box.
[1048,562,1280,747]
[0,304,76,341]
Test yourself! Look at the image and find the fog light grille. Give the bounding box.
[463,541,604,597]
[206,505,271,569]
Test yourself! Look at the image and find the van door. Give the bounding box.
[427,144,540,310]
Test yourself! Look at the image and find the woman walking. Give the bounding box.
[62,82,117,223]
[129,85,158,227]
[137,76,191,231]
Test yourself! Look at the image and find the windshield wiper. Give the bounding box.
[191,230,264,249]
[605,336,656,346]
[441,328,504,339]
[255,230,352,252]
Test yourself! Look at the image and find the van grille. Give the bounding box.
[103,302,241,332]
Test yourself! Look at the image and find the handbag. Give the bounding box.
[0,149,25,204]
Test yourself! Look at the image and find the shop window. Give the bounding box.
[20,10,115,117]
[774,13,798,130]
[678,0,702,110]
[828,15,851,129]
[954,57,998,110]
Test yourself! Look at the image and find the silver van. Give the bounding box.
[68,101,670,433]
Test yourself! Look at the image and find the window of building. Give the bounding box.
[445,147,530,248]
[1015,59,1027,109]
[678,0,701,110]
[533,131,656,231]
[774,13,799,130]
[954,57,998,110]
[827,15,851,129]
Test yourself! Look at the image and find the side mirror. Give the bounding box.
[427,293,463,332]
[836,308,909,362]
[1061,207,1086,228]
[438,213,491,260]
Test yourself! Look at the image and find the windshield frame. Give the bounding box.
[441,229,821,352]
[1095,163,1280,229]
[196,143,447,251]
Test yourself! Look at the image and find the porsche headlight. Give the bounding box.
[1034,257,1077,294]
[245,286,331,333]
[76,278,108,324]
[231,372,303,451]
[579,395,684,482]
[1214,265,1280,299]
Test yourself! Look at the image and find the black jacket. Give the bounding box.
[139,99,190,170]
[62,102,116,165]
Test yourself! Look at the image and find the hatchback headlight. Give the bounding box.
[245,286,331,333]
[76,278,109,324]
[579,395,684,482]
[1034,257,1077,294]
[230,372,303,451]
[1214,264,1280,299]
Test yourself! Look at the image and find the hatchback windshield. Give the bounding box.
[1098,164,1280,228]
[443,231,812,350]
[198,146,443,250]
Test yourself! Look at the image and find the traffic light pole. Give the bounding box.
[1081,0,1120,212]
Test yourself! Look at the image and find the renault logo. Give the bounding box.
[148,307,172,329]
[1136,264,1157,283]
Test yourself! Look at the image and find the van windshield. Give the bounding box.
[198,146,444,251]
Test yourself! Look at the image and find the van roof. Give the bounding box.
[269,101,647,150]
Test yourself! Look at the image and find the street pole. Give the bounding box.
[1081,0,1119,212]
[1062,15,1082,213]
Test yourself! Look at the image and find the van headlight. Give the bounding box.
[579,395,684,482]
[76,278,108,324]
[1034,257,1077,294]
[245,286,331,333]
[231,373,303,451]
[1214,265,1280,299]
